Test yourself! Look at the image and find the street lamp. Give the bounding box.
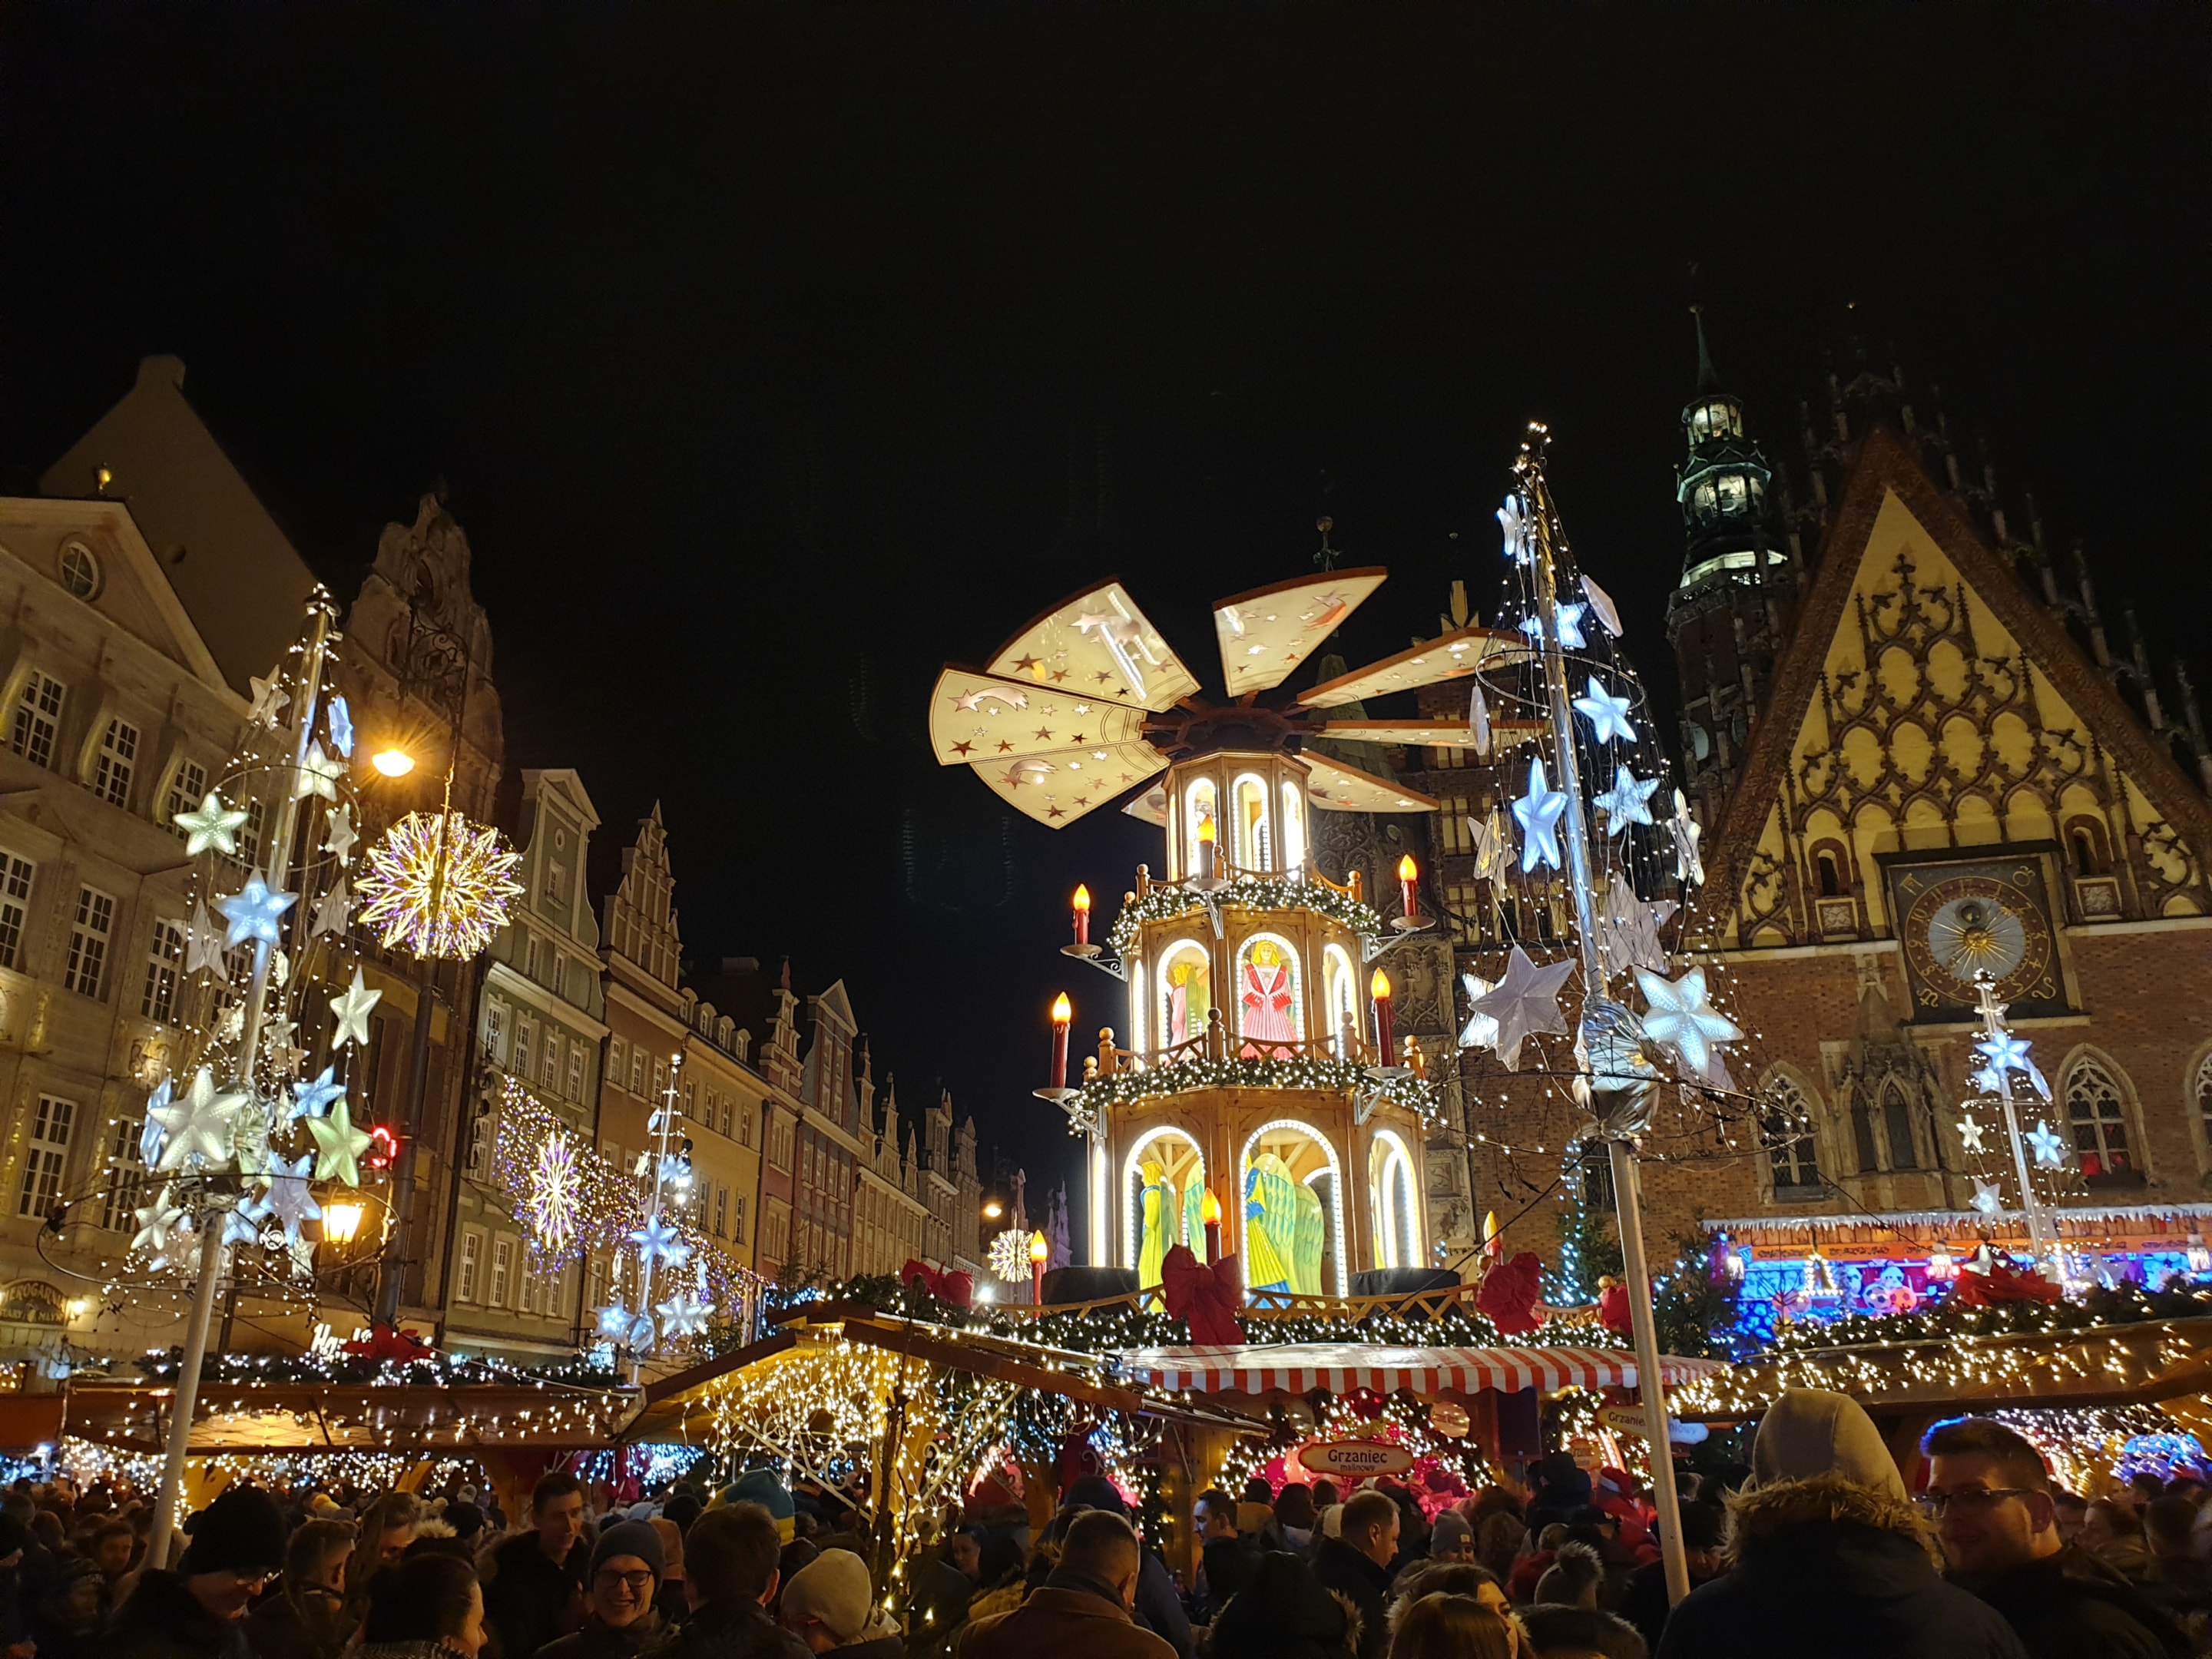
[371,747,416,778]
[982,1199,1003,1220]
[323,1200,366,1246]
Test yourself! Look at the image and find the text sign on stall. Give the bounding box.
[1296,1439,1416,1479]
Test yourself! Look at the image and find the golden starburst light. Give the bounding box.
[356,810,522,959]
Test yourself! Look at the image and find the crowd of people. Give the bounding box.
[7,1388,2212,1659]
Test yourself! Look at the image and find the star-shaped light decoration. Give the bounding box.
[289,1067,346,1123]
[1497,492,1532,565]
[1580,571,1624,637]
[1597,882,1677,981]
[1469,680,1491,757]
[1457,974,1499,1053]
[248,672,289,727]
[257,1151,322,1243]
[655,1287,714,1339]
[1667,789,1705,886]
[1518,604,1588,651]
[1975,1032,2052,1101]
[323,803,359,865]
[595,1300,635,1341]
[1469,806,1507,880]
[2026,1121,2069,1169]
[1464,945,1575,1071]
[329,968,382,1049]
[1632,965,1743,1081]
[293,740,344,803]
[185,898,227,975]
[1959,1115,1987,1154]
[215,872,296,948]
[152,1067,247,1171]
[310,878,353,939]
[306,1100,374,1187]
[1591,766,1658,834]
[1572,676,1637,744]
[1512,757,1569,873]
[631,1214,691,1268]
[1970,1179,2005,1216]
[326,694,356,758]
[174,792,250,856]
[131,1190,188,1257]
[140,1079,171,1167]
[222,1204,265,1247]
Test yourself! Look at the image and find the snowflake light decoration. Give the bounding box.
[356,810,523,960]
[529,1136,581,1256]
[987,1227,1034,1283]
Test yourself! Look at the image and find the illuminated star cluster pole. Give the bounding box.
[1958,969,2085,1276]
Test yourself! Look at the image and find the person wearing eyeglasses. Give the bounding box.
[1921,1417,2187,1659]
[538,1523,669,1659]
[108,1485,288,1659]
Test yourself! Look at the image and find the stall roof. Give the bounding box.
[1115,1343,1729,1399]
[64,1380,631,1453]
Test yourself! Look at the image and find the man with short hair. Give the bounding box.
[481,1471,591,1659]
[1190,1489,1256,1623]
[1924,1415,2186,1658]
[959,1509,1175,1659]
[653,1503,808,1659]
[109,1486,288,1659]
[245,1518,356,1659]
[1313,1489,1398,1659]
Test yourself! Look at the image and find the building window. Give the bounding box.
[608,1037,627,1085]
[1882,1084,1919,1171]
[1760,1075,1823,1194]
[17,1094,74,1217]
[485,1002,505,1063]
[514,1017,535,1081]
[164,760,207,836]
[518,1257,539,1313]
[631,1049,645,1094]
[588,1252,606,1314]
[567,1045,585,1101]
[10,672,64,770]
[65,886,114,998]
[239,800,267,867]
[58,541,100,599]
[102,1111,145,1232]
[2196,1051,2212,1154]
[715,1185,728,1237]
[1444,879,1483,945]
[141,919,184,1023]
[734,1194,747,1244]
[1816,850,1843,898]
[2065,1055,2137,1182]
[94,717,138,809]
[541,1032,561,1091]
[1438,799,1472,856]
[458,1231,482,1301]
[0,853,34,970]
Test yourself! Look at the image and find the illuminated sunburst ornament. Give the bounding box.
[528,1136,581,1256]
[356,810,522,959]
[987,1227,1034,1283]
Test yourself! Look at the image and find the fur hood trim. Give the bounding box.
[1724,1472,1940,1568]
[1326,1588,1363,1658]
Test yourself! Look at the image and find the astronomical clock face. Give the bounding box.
[1886,853,2067,1022]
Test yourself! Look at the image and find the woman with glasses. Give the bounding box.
[537,1522,668,1659]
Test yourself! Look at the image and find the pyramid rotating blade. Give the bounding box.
[985,580,1200,712]
[1296,624,1527,708]
[1319,718,1547,753]
[1300,753,1440,813]
[929,667,1151,766]
[969,740,1168,829]
[1122,778,1171,826]
[1211,567,1388,698]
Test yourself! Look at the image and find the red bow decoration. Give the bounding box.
[900,1259,975,1310]
[1949,1255,2061,1307]
[1160,1244,1244,1346]
[1475,1251,1545,1336]
[1598,1280,1633,1333]
[341,1322,436,1366]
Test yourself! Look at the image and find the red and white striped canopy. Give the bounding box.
[1115,1343,1729,1398]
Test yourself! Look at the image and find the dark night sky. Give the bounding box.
[2,5,2206,1220]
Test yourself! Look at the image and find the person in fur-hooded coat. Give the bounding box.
[1654,1388,2028,1659]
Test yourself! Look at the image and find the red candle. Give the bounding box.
[1398,853,1419,919]
[1049,993,1072,1089]
[1072,884,1091,946]
[1370,969,1393,1065]
[1029,1230,1049,1303]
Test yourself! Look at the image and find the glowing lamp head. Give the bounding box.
[323,1200,366,1244]
[370,748,416,778]
[1398,854,1417,882]
[1370,967,1391,1000]
[1073,884,1091,913]
[1201,1188,1222,1226]
[982,1199,1003,1220]
[1051,992,1071,1026]
[1197,814,1216,844]
[1028,1230,1050,1263]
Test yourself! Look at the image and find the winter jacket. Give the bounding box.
[820,1637,903,1659]
[479,1532,588,1659]
[1309,1538,1391,1659]
[538,1611,666,1659]
[1654,1473,2028,1659]
[104,1571,251,1659]
[1196,1535,1260,1621]
[245,1583,355,1659]
[1131,1554,1190,1659]
[1208,1551,1359,1659]
[355,1643,475,1659]
[958,1571,1176,1659]
[646,1598,809,1659]
[1954,1542,2190,1659]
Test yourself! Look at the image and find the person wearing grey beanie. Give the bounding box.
[1428,1511,1475,1562]
[538,1522,667,1659]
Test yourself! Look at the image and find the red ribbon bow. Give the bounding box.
[341,1322,436,1366]
[900,1259,975,1310]
[1949,1254,2061,1306]
[1159,1243,1244,1346]
[1475,1251,1545,1336]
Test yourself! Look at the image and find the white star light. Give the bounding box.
[222,1205,264,1247]
[1667,788,1705,886]
[152,1066,247,1171]
[1959,1116,1987,1154]
[140,1079,171,1167]
[248,673,289,727]
[293,740,344,803]
[1496,492,1531,565]
[185,898,227,974]
[215,873,296,948]
[1975,1032,2052,1101]
[1469,806,1508,880]
[326,695,355,758]
[1512,757,1569,873]
[655,1288,714,1339]
[311,878,354,939]
[1579,571,1624,637]
[1518,604,1587,651]
[1573,677,1637,744]
[1971,1179,2005,1216]
[1633,965,1743,1079]
[631,1214,690,1268]
[289,1067,346,1123]
[1469,680,1492,757]
[132,1191,187,1256]
[596,1301,635,1340]
[323,803,359,865]
[1464,945,1575,1071]
[2026,1121,2069,1168]
[174,793,250,856]
[258,1151,323,1243]
[1592,766,1659,834]
[328,968,382,1049]
[1458,974,1499,1053]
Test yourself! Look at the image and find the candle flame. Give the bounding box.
[1197,814,1216,843]
[1398,853,1417,881]
[1051,992,1072,1024]
[1072,883,1091,912]
[1370,968,1391,998]
[1029,1230,1050,1262]
[1201,1188,1223,1225]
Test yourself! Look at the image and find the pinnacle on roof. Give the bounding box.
[1691,303,1721,394]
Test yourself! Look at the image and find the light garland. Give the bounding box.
[1107,875,1384,962]
[1067,1052,1440,1134]
[356,810,523,959]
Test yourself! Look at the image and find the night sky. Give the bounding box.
[3,5,2205,1222]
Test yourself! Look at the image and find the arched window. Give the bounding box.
[1157,941,1212,1057]
[1816,850,1843,898]
[2194,1048,2212,1153]
[1280,782,1306,877]
[1240,1120,1346,1297]
[2063,1052,2137,1183]
[1323,945,1359,1059]
[1881,1081,1919,1171]
[1184,779,1218,881]
[1759,1072,1822,1195]
[1369,1131,1419,1270]
[1846,1081,1919,1174]
[2066,820,2107,876]
[1125,1128,1207,1287]
[1235,934,1303,1058]
[1232,773,1271,873]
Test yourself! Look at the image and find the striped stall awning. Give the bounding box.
[1114,1343,1730,1398]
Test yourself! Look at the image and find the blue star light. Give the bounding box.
[1591,766,1659,834]
[631,1214,691,1268]
[290,1067,346,1123]
[2026,1121,2069,1168]
[1512,757,1569,873]
[1975,1032,2051,1101]
[326,694,356,758]
[215,873,297,948]
[1496,493,1531,565]
[1632,965,1744,1078]
[596,1301,635,1340]
[1518,604,1587,651]
[1573,676,1637,744]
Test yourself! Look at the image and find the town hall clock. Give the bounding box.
[1885,851,2070,1022]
